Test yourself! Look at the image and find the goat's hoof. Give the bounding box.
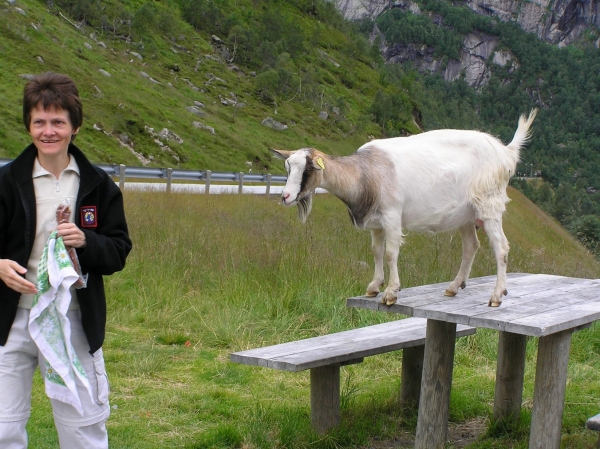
[384,297,397,306]
[382,290,399,306]
[365,291,379,297]
[488,298,502,307]
[444,289,457,297]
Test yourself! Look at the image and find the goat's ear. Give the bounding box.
[270,148,292,160]
[311,156,325,170]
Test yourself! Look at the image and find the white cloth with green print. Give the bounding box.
[28,231,93,415]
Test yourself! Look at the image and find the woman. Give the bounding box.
[0,72,132,448]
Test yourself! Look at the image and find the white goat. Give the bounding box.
[271,110,537,307]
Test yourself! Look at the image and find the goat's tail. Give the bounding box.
[507,109,538,154]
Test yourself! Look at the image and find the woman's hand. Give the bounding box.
[57,223,86,248]
[0,259,37,294]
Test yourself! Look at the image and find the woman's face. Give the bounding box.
[28,104,79,160]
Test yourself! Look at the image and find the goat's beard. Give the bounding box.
[297,194,313,223]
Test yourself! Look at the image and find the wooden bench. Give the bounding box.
[230,317,476,433]
[587,413,600,448]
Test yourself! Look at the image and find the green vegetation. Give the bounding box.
[0,0,413,173]
[26,189,600,448]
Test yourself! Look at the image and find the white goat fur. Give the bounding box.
[272,110,537,307]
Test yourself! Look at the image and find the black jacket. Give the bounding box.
[0,143,132,354]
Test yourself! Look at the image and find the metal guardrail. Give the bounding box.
[0,159,287,195]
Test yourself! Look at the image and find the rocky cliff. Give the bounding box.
[338,0,599,46]
[337,0,599,88]
[464,0,599,46]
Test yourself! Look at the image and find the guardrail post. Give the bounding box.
[166,168,173,194]
[265,174,272,197]
[238,172,244,194]
[205,170,211,194]
[119,164,125,190]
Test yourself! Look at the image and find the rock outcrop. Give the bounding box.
[464,0,599,46]
[336,0,599,46]
[379,26,514,88]
[341,0,598,88]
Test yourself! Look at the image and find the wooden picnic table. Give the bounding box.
[347,273,600,449]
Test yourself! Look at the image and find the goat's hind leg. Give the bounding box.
[484,217,510,307]
[366,229,385,297]
[445,223,480,297]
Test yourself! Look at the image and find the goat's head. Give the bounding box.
[270,148,325,223]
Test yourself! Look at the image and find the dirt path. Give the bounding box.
[363,417,488,449]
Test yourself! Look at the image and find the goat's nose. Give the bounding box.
[282,192,290,202]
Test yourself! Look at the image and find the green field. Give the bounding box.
[26,188,600,448]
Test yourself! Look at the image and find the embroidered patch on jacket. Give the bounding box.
[80,206,98,228]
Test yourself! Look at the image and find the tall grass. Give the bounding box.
[27,188,600,448]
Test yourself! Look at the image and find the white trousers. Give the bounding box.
[0,308,110,449]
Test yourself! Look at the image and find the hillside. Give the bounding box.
[503,186,600,277]
[0,0,413,173]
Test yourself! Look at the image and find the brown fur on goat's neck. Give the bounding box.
[309,148,393,228]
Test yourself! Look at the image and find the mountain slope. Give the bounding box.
[0,0,405,172]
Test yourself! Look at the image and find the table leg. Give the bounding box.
[494,331,527,424]
[415,319,457,449]
[529,329,572,449]
[400,344,425,414]
[310,365,340,434]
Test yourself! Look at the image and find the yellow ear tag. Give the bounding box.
[316,157,325,170]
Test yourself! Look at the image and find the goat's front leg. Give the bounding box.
[366,229,385,297]
[446,223,480,296]
[483,217,510,307]
[381,230,403,306]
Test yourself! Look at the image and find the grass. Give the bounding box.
[25,187,600,448]
[0,0,382,173]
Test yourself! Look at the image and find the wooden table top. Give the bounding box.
[347,273,600,337]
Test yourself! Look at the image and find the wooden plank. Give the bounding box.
[347,273,561,318]
[234,329,475,372]
[348,275,600,337]
[405,279,581,325]
[376,276,500,308]
[231,318,428,366]
[415,320,457,449]
[469,284,600,333]
[419,280,600,330]
[401,273,556,307]
[529,329,572,449]
[261,323,475,371]
[504,302,600,337]
[230,318,475,372]
[346,275,503,314]
[346,295,413,315]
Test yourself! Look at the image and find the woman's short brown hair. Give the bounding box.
[23,72,83,134]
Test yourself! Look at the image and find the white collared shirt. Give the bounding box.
[19,156,81,309]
